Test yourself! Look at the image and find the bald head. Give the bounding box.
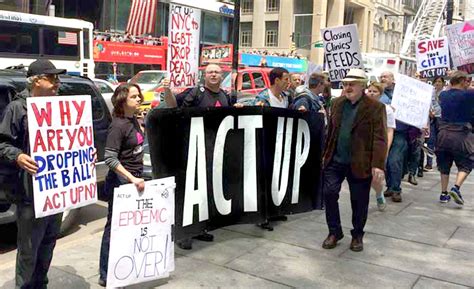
[380,71,394,89]
[204,64,223,91]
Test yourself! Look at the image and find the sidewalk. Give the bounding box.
[1,170,473,288]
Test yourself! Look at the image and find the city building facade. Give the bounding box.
[372,0,404,54]
[239,0,375,63]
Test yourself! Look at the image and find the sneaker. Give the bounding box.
[423,165,433,172]
[192,232,214,242]
[439,192,450,203]
[449,187,464,205]
[408,174,418,186]
[376,195,387,211]
[392,192,402,202]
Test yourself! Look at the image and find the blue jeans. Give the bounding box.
[386,132,408,193]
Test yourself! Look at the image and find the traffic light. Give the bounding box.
[383,17,389,32]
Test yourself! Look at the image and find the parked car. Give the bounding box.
[93,78,117,113]
[0,69,112,234]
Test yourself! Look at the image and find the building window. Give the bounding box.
[294,15,312,49]
[240,22,252,47]
[242,0,253,14]
[294,0,313,14]
[266,0,280,12]
[265,21,278,47]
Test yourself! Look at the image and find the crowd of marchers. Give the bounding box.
[0,59,472,288]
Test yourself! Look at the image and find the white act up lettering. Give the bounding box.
[272,117,293,206]
[292,119,310,203]
[213,115,234,215]
[182,117,209,227]
[238,115,263,212]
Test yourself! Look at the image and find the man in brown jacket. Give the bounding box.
[322,69,387,252]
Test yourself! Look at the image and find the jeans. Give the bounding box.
[98,172,130,281]
[408,137,422,175]
[323,161,371,238]
[16,203,62,289]
[386,132,408,193]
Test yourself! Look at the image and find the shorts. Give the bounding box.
[436,150,473,175]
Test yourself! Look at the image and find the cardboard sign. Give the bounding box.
[27,95,97,218]
[167,4,201,88]
[321,24,363,82]
[446,20,474,74]
[146,107,325,240]
[416,37,449,78]
[391,74,433,129]
[107,178,175,288]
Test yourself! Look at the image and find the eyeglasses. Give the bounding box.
[39,74,60,83]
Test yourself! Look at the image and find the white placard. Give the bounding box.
[27,95,96,218]
[107,177,175,288]
[321,24,363,82]
[415,37,450,78]
[168,4,201,88]
[446,20,474,69]
[391,74,433,129]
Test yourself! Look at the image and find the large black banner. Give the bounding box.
[146,107,325,240]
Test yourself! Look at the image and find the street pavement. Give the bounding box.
[0,169,473,289]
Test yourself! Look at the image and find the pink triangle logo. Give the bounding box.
[461,22,474,33]
[215,100,222,107]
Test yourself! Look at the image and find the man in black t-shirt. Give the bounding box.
[163,63,238,108]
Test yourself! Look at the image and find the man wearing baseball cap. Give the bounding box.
[321,69,387,252]
[0,59,66,288]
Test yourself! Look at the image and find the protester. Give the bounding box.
[436,71,474,205]
[291,73,325,113]
[98,84,146,287]
[164,64,236,108]
[254,67,290,108]
[424,76,444,171]
[254,67,291,231]
[380,71,411,202]
[162,63,240,249]
[287,73,302,100]
[0,59,67,288]
[366,81,396,211]
[321,69,387,252]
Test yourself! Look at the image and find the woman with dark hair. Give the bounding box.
[98,83,145,287]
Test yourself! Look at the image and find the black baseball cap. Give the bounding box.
[27,59,67,77]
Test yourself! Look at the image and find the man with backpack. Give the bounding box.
[163,64,235,108]
[292,72,326,113]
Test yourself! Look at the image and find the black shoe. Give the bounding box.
[257,221,274,231]
[192,232,214,242]
[408,174,418,185]
[177,238,193,250]
[98,278,106,287]
[417,170,423,178]
[268,215,288,222]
